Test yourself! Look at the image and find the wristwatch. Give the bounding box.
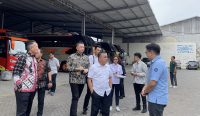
[49,81,52,83]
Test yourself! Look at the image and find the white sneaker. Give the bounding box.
[110,106,113,111]
[173,86,177,88]
[169,85,173,88]
[116,106,120,112]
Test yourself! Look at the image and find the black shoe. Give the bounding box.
[141,105,147,113]
[141,108,147,113]
[119,96,124,99]
[82,110,87,115]
[132,106,141,111]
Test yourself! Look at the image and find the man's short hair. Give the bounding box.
[76,41,84,47]
[146,43,161,55]
[49,52,54,55]
[172,56,175,59]
[98,51,107,58]
[134,52,142,59]
[94,45,101,50]
[25,40,36,52]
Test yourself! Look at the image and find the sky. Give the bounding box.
[149,0,200,26]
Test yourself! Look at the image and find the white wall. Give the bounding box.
[128,42,196,68]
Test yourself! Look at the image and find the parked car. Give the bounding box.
[186,61,199,70]
[175,60,181,69]
[142,57,151,67]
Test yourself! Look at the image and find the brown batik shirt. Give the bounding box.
[67,52,89,84]
[37,59,51,88]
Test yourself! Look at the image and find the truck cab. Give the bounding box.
[0,29,27,71]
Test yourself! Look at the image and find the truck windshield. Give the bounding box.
[9,40,27,55]
[0,39,7,58]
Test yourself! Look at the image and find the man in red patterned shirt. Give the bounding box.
[13,40,39,116]
[35,49,52,116]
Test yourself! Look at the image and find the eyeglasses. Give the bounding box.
[114,59,118,60]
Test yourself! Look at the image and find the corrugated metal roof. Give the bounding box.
[0,0,161,38]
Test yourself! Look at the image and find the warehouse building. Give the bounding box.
[120,17,200,68]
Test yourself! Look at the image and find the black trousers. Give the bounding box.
[50,73,57,92]
[70,83,85,116]
[119,78,125,97]
[170,72,177,86]
[91,91,111,116]
[37,87,46,116]
[133,83,146,106]
[148,102,166,116]
[83,81,91,111]
[15,91,36,116]
[110,84,120,106]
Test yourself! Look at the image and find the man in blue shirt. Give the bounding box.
[141,43,168,116]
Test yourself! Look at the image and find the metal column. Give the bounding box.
[30,21,34,33]
[81,14,86,36]
[111,28,115,44]
[51,26,55,34]
[127,43,129,56]
[1,11,4,29]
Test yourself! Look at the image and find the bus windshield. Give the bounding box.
[0,39,7,58]
[9,40,27,55]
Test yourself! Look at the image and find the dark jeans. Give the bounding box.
[15,91,36,116]
[50,73,57,93]
[110,84,120,106]
[170,72,177,86]
[83,81,91,111]
[148,102,166,116]
[37,87,46,116]
[70,83,85,116]
[133,83,146,106]
[91,91,111,116]
[119,78,125,97]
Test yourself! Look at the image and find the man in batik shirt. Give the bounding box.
[67,42,89,116]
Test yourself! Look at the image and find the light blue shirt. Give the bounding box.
[147,55,168,105]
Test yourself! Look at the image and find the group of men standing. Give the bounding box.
[13,40,170,116]
[66,42,169,116]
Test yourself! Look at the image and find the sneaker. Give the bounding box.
[116,106,120,112]
[48,91,51,94]
[110,106,113,111]
[173,86,177,88]
[169,85,173,88]
[50,92,54,96]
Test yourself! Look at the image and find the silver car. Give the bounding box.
[186,61,199,70]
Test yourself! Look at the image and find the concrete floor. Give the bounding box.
[0,68,200,116]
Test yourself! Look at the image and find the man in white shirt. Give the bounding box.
[82,45,101,115]
[88,51,112,116]
[48,53,60,96]
[131,53,148,113]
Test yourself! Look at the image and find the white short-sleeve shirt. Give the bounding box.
[88,62,112,96]
[88,55,98,66]
[49,57,60,74]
